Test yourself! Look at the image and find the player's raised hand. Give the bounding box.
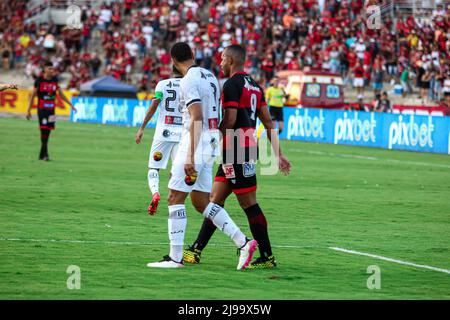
[9,84,18,90]
[135,129,144,144]
[279,154,291,175]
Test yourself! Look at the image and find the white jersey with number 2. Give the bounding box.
[153,78,183,143]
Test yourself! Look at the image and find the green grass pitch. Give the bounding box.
[0,117,449,299]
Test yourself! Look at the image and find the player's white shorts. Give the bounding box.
[353,77,364,88]
[168,148,215,193]
[148,140,179,169]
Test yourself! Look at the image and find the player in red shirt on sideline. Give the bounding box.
[26,62,77,161]
[183,45,291,269]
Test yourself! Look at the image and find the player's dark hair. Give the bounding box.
[43,61,53,68]
[225,44,246,65]
[170,42,193,62]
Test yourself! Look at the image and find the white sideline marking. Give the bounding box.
[289,149,450,169]
[0,237,318,249]
[330,247,450,275]
[2,238,448,275]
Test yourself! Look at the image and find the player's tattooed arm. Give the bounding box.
[185,102,203,175]
[135,98,161,144]
[26,88,37,120]
[258,105,291,175]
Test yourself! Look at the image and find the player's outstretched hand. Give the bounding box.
[135,129,144,144]
[279,154,292,175]
[9,84,18,90]
[26,111,31,121]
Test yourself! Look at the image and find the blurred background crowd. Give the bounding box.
[1,0,450,107]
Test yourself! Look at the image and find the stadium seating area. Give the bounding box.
[1,0,450,108]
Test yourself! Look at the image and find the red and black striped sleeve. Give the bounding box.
[221,77,242,109]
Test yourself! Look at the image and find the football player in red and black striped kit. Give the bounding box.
[184,45,291,269]
[26,62,76,160]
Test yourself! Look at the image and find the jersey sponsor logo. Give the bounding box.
[161,129,180,139]
[165,115,182,125]
[200,71,214,79]
[184,173,198,186]
[167,81,179,88]
[162,129,170,138]
[153,151,163,161]
[243,77,261,93]
[39,100,56,109]
[208,118,218,129]
[243,161,256,177]
[39,82,58,94]
[210,137,218,150]
[222,164,236,179]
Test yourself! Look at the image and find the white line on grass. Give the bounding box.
[2,238,448,275]
[0,237,319,249]
[329,247,450,275]
[289,149,450,169]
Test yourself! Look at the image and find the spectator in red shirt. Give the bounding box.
[352,61,365,96]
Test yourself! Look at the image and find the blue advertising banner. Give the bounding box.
[71,96,159,128]
[71,97,450,155]
[280,108,450,155]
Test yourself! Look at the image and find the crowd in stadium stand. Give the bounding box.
[1,0,450,109]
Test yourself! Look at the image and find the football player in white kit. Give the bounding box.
[147,42,258,270]
[135,67,183,215]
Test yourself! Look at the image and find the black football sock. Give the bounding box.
[191,218,217,251]
[191,204,225,251]
[40,129,50,158]
[244,203,273,258]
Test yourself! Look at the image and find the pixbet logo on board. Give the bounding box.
[388,115,434,150]
[334,112,377,144]
[287,109,325,140]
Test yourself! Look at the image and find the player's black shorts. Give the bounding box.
[37,108,56,130]
[215,162,257,194]
[269,106,284,122]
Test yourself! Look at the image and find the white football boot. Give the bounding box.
[147,255,184,268]
[237,239,258,270]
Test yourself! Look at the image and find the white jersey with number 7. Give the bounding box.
[178,66,220,157]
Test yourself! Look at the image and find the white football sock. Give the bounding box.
[203,202,246,248]
[168,204,187,263]
[148,169,159,195]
